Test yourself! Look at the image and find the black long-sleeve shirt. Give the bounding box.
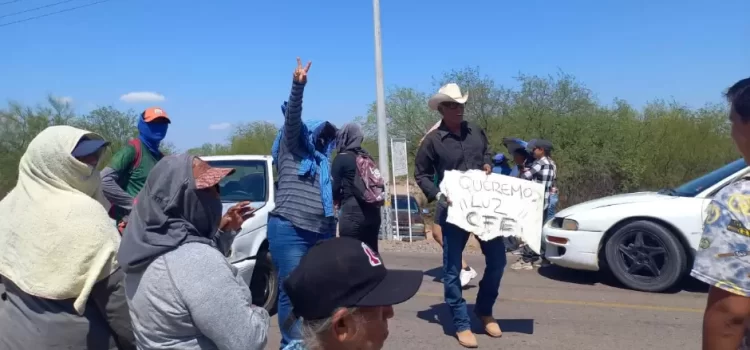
[332,151,368,203]
[414,120,493,202]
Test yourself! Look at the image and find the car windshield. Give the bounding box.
[391,196,419,212]
[671,158,746,197]
[205,159,268,203]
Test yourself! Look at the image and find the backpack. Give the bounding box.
[128,138,144,169]
[354,154,385,206]
[125,138,163,174]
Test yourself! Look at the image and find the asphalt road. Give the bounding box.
[266,251,708,350]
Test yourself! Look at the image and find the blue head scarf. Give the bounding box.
[271,102,337,217]
[492,153,512,175]
[137,116,168,157]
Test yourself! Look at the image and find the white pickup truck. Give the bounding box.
[202,155,278,314]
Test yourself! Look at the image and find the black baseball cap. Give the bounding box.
[283,237,423,321]
[526,139,553,152]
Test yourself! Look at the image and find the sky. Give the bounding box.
[2,0,749,151]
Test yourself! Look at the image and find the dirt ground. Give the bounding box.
[389,180,482,250]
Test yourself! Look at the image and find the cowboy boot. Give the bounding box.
[478,316,503,338]
[456,330,478,348]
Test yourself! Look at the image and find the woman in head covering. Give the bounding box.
[118,153,269,350]
[268,58,339,349]
[282,237,422,350]
[417,120,477,288]
[0,125,135,350]
[332,123,381,251]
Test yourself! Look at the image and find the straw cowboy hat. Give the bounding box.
[428,83,469,111]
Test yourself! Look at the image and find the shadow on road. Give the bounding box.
[424,266,442,283]
[537,264,709,294]
[536,265,602,286]
[416,303,534,336]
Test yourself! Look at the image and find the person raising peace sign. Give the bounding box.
[268,57,340,349]
[293,57,312,83]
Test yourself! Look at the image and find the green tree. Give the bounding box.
[1,70,738,210]
[228,121,278,154]
[160,141,178,155]
[187,143,231,156]
[72,106,139,166]
[432,66,513,135]
[0,98,145,198]
[0,96,77,197]
[185,121,278,157]
[359,67,736,208]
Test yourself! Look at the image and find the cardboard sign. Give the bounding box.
[439,170,545,254]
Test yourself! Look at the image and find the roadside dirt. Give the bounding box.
[389,180,481,249]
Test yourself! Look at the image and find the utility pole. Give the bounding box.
[372,0,393,240]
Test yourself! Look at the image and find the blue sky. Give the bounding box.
[2,0,748,151]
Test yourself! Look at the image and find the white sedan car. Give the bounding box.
[543,158,748,292]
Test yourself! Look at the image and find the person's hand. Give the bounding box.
[220,201,254,232]
[293,57,312,83]
[437,192,452,207]
[117,216,128,235]
[483,164,492,175]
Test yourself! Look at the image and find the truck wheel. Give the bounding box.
[604,220,687,292]
[249,250,278,315]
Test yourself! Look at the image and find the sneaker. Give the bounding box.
[460,269,472,287]
[511,260,533,270]
[468,266,478,279]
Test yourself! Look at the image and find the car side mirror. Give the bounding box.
[422,208,429,214]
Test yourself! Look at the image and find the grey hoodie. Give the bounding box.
[119,154,269,350]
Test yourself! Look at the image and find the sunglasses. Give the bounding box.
[440,102,462,110]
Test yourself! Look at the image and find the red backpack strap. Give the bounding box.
[128,139,142,170]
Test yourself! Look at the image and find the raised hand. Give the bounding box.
[219,201,254,232]
[293,57,312,83]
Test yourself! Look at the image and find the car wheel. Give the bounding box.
[249,250,278,315]
[604,220,687,292]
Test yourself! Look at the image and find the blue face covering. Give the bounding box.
[137,118,168,157]
[272,101,337,217]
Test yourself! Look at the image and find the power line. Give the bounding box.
[0,0,114,28]
[0,0,22,6]
[0,0,75,20]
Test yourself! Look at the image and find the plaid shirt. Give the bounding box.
[521,156,556,209]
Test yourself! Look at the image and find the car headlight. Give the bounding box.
[561,219,579,231]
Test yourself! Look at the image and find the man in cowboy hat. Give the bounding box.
[415,83,505,348]
[419,120,478,289]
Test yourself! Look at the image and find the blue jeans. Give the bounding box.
[268,215,333,349]
[439,204,506,332]
[547,192,559,220]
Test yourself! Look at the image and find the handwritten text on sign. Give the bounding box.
[439,170,545,254]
